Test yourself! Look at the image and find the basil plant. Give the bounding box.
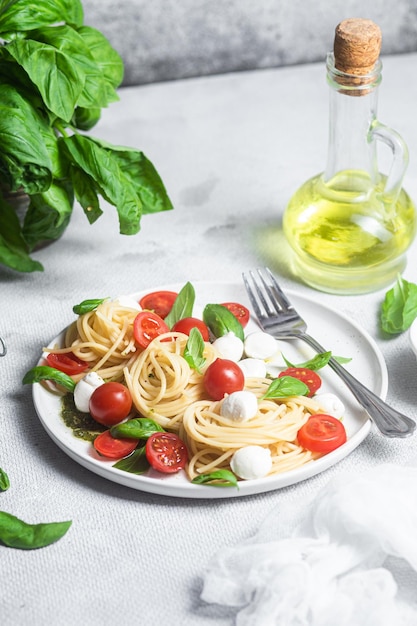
[0,0,173,272]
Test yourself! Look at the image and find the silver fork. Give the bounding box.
[243,267,416,438]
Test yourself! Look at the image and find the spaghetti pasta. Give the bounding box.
[181,386,320,480]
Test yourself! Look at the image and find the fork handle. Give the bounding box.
[301,333,415,438]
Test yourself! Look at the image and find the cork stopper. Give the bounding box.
[334,18,381,75]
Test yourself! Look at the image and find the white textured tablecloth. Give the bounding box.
[2,53,417,625]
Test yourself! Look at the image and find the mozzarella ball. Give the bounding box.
[230,446,272,480]
[74,372,105,412]
[220,391,258,422]
[114,295,141,310]
[238,358,267,379]
[244,331,278,360]
[212,331,244,362]
[315,393,345,419]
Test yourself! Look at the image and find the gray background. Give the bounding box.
[82,0,417,85]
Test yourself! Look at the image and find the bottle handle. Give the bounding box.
[370,121,409,203]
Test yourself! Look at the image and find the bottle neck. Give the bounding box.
[324,52,382,185]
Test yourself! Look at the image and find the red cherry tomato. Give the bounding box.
[46,352,89,376]
[220,302,250,328]
[279,367,322,397]
[297,414,347,453]
[204,358,245,400]
[139,290,178,319]
[133,311,170,349]
[145,432,188,473]
[172,317,210,341]
[89,382,132,426]
[93,430,138,459]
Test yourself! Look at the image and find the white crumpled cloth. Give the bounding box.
[201,464,417,625]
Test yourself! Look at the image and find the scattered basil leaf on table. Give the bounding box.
[203,303,245,341]
[183,328,206,373]
[73,297,108,315]
[0,469,10,492]
[164,282,195,328]
[191,470,239,488]
[0,512,71,550]
[111,418,164,440]
[381,275,417,334]
[263,376,309,399]
[22,366,76,393]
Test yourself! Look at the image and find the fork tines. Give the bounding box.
[242,267,293,320]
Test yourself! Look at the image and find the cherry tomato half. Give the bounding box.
[139,290,178,319]
[89,382,132,426]
[133,311,170,349]
[145,432,188,474]
[172,317,210,341]
[297,414,347,454]
[46,352,89,376]
[204,358,245,400]
[279,367,321,397]
[220,302,250,328]
[93,430,138,459]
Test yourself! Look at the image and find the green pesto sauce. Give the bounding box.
[60,394,106,442]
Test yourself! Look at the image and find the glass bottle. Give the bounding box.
[283,19,416,294]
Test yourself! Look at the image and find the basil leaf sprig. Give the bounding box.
[381,275,417,334]
[183,328,206,373]
[113,447,149,474]
[164,282,195,328]
[22,365,76,392]
[203,303,244,341]
[0,0,173,274]
[72,297,108,315]
[263,376,309,399]
[0,512,71,550]
[191,469,239,488]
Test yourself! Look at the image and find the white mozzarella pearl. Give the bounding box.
[220,391,258,422]
[212,331,244,362]
[244,331,278,360]
[74,372,105,413]
[230,446,272,480]
[314,392,345,419]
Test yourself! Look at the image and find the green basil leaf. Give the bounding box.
[203,303,244,341]
[30,25,109,109]
[6,38,84,122]
[183,328,206,373]
[22,366,76,392]
[69,165,102,224]
[0,83,52,193]
[72,106,101,131]
[0,194,43,272]
[283,351,352,369]
[381,275,417,334]
[0,511,71,549]
[0,0,83,32]
[110,418,164,440]
[282,351,332,371]
[164,282,195,328]
[88,138,174,215]
[61,134,143,234]
[263,376,309,399]
[22,183,73,250]
[72,298,108,315]
[77,26,124,102]
[0,469,10,492]
[191,469,239,488]
[112,446,149,474]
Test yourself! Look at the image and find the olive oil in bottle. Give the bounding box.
[283,19,416,294]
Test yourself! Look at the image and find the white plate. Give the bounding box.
[32,281,388,499]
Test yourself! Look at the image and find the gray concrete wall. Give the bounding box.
[82,0,417,85]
